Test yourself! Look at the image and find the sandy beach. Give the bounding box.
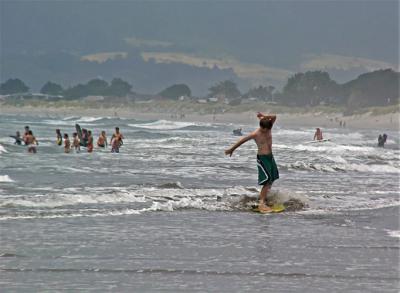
[1,104,398,130]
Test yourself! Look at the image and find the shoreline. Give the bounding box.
[1,104,399,130]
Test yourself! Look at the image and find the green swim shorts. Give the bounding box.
[257,154,279,185]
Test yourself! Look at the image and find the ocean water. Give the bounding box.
[0,114,399,292]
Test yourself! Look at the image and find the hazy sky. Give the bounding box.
[1,0,398,87]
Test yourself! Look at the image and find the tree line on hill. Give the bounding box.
[1,69,398,108]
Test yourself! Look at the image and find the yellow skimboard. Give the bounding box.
[252,204,285,214]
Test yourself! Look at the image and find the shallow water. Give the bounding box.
[0,114,399,291]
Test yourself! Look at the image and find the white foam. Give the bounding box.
[0,144,7,154]
[298,193,400,215]
[0,191,147,208]
[62,116,81,121]
[0,175,14,183]
[130,120,196,130]
[386,230,400,238]
[282,161,399,174]
[324,156,348,164]
[41,119,74,126]
[0,208,141,221]
[76,116,104,123]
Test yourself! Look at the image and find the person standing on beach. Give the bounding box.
[225,112,279,213]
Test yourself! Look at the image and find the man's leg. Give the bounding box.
[259,184,272,211]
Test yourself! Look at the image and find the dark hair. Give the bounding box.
[116,127,120,131]
[64,133,68,138]
[259,118,273,129]
[28,130,33,135]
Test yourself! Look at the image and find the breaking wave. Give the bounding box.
[280,161,399,174]
[0,175,14,183]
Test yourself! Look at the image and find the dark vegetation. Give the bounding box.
[1,69,398,111]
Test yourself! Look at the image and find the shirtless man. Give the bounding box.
[225,112,279,212]
[97,131,107,148]
[110,127,124,147]
[313,128,323,141]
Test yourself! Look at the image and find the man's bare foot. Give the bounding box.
[258,204,273,213]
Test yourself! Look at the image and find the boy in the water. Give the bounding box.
[225,112,279,212]
[87,130,94,153]
[64,133,71,153]
[25,130,38,153]
[72,132,80,153]
[97,130,107,148]
[313,128,323,141]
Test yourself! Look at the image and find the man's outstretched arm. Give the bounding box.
[225,133,255,157]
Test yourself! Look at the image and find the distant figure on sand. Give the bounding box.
[25,130,37,153]
[225,112,279,213]
[56,129,62,146]
[97,131,107,148]
[313,128,323,141]
[64,134,71,153]
[72,132,80,153]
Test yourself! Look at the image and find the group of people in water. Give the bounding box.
[12,126,38,153]
[12,126,124,154]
